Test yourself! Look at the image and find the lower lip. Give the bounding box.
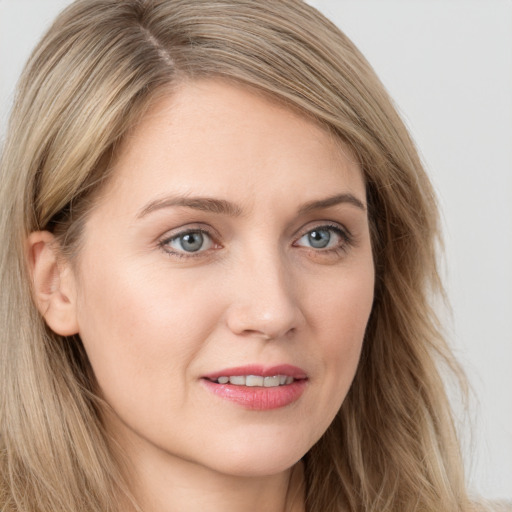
[201,379,307,410]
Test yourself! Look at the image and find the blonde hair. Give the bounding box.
[0,0,474,510]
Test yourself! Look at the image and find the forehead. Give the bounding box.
[101,79,365,216]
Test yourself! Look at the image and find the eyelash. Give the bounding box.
[158,227,218,259]
[158,223,353,259]
[293,223,354,256]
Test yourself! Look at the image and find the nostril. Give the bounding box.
[242,329,273,341]
[232,325,297,342]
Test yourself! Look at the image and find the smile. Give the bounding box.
[209,375,295,387]
[202,365,308,410]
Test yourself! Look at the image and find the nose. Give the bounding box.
[225,250,305,341]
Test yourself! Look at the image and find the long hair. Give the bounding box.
[0,1,473,510]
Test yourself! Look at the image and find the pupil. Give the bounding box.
[180,232,203,252]
[308,229,330,248]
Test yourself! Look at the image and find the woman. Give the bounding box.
[0,0,485,511]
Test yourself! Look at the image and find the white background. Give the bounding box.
[1,0,511,501]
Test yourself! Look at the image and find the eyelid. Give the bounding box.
[294,221,350,241]
[157,220,354,259]
[292,222,353,251]
[158,224,221,257]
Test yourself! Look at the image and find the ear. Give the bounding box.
[27,231,79,336]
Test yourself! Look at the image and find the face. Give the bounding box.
[70,80,374,478]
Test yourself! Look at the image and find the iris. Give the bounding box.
[307,229,331,249]
[179,231,204,252]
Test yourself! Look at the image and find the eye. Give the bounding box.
[161,229,214,255]
[294,225,349,251]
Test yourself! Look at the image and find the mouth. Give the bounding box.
[201,365,308,410]
[206,375,296,387]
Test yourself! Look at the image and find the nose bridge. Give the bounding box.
[226,244,302,340]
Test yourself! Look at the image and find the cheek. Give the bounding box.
[306,260,374,417]
[311,257,374,347]
[73,256,223,401]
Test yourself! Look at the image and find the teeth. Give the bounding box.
[246,375,264,387]
[215,375,296,387]
[263,376,280,387]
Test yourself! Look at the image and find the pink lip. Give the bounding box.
[201,364,308,411]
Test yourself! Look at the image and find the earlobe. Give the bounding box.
[27,231,79,336]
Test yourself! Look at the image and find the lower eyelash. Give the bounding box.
[157,224,354,259]
[158,229,215,258]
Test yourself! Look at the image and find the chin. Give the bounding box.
[211,453,302,479]
[194,430,312,478]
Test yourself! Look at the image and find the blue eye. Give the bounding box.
[306,228,332,248]
[296,225,347,251]
[164,230,213,254]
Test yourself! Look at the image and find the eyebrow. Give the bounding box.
[137,192,366,219]
[137,195,243,218]
[298,193,366,214]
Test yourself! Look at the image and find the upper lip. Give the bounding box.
[203,364,308,381]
